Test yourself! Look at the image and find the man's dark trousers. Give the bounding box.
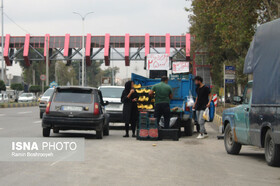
[155,103,170,129]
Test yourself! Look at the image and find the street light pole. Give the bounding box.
[1,0,4,82]
[46,37,49,86]
[73,11,94,87]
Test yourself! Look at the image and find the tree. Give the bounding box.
[259,0,280,23]
[29,86,41,93]
[10,83,23,91]
[0,80,6,91]
[72,61,120,87]
[55,61,78,86]
[186,0,268,96]
[97,67,120,86]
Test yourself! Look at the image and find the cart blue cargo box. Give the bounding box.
[131,73,196,120]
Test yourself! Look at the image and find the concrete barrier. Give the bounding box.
[0,102,39,108]
[214,113,223,133]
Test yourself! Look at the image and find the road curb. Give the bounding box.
[0,102,39,108]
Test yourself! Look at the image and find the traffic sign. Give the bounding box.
[7,74,13,80]
[225,66,236,74]
[40,74,46,81]
[225,79,235,84]
[225,66,236,83]
[49,81,58,88]
[224,74,235,80]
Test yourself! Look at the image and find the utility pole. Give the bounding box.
[55,62,58,83]
[278,3,280,18]
[1,0,4,82]
[112,63,114,86]
[73,11,94,87]
[32,69,35,85]
[223,64,226,107]
[46,37,49,86]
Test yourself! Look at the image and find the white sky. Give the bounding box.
[2,0,192,79]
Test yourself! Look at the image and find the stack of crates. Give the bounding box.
[138,112,149,140]
[137,112,159,140]
[148,118,159,139]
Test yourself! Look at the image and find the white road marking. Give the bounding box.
[17,111,32,114]
[33,120,41,124]
[50,152,74,166]
[0,114,6,117]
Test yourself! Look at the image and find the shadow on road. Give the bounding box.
[50,132,98,139]
[239,152,265,163]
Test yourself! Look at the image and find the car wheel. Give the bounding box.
[40,112,43,119]
[224,124,242,155]
[53,129,59,134]
[43,128,50,137]
[265,129,280,167]
[184,119,194,136]
[96,126,103,139]
[103,125,109,136]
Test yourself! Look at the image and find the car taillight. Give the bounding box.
[46,102,51,114]
[185,106,190,112]
[93,103,99,115]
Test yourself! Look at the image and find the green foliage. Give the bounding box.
[20,58,119,88]
[72,61,120,87]
[10,83,23,91]
[186,0,280,94]
[0,80,6,91]
[55,61,78,86]
[29,86,41,93]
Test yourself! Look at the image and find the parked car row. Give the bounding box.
[0,93,9,103]
[18,93,37,103]
[0,91,40,103]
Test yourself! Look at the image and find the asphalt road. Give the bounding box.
[0,107,279,186]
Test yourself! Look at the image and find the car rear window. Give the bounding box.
[54,89,93,103]
[99,87,124,98]
[43,88,54,97]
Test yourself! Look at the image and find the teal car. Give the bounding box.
[222,81,280,167]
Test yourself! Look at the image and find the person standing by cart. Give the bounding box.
[149,76,173,129]
[121,81,139,138]
[193,76,212,139]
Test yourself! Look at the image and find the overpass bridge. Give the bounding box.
[1,33,191,67]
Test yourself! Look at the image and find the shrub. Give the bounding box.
[10,83,23,91]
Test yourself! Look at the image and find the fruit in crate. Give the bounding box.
[151,99,155,102]
[138,104,144,109]
[144,89,150,93]
[138,96,144,102]
[136,89,144,93]
[144,97,149,102]
[134,84,141,89]
[146,104,153,110]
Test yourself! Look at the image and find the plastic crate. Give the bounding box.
[137,129,149,140]
[148,118,157,129]
[148,128,159,139]
[158,129,179,141]
[139,112,148,119]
